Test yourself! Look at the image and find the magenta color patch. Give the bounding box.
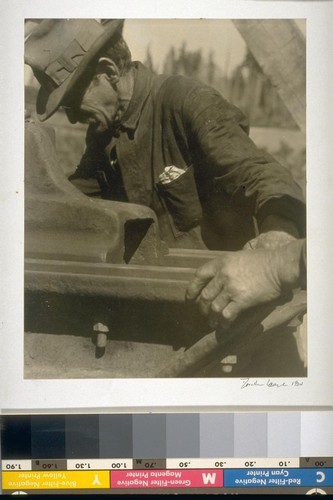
[111,469,223,489]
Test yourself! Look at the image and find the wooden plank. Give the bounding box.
[233,20,306,133]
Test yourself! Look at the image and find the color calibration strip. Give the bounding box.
[1,412,333,494]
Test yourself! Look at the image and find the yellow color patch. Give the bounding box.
[2,470,110,490]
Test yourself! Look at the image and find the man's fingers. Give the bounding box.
[186,275,210,302]
[185,262,217,301]
[243,238,258,250]
[211,291,230,314]
[209,291,230,328]
[221,301,242,322]
[191,274,226,316]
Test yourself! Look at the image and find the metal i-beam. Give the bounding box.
[25,121,164,265]
[25,250,216,302]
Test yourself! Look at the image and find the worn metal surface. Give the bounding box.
[24,120,223,376]
[25,121,165,264]
[24,288,307,378]
[24,120,307,378]
[24,333,179,379]
[25,257,199,301]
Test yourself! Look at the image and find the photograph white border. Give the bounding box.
[1,0,333,411]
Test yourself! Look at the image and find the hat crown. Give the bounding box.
[25,20,104,82]
[24,18,124,121]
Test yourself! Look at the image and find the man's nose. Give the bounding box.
[64,107,78,124]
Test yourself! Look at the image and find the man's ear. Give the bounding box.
[96,57,120,84]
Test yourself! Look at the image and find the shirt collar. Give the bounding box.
[120,62,153,131]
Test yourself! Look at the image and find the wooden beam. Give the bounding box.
[233,20,306,133]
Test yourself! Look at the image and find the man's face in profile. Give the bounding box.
[64,69,120,134]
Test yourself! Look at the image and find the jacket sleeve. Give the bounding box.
[68,127,116,197]
[68,126,110,180]
[181,83,306,236]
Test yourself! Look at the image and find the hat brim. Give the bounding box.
[36,19,124,121]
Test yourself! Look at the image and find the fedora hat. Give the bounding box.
[25,19,124,121]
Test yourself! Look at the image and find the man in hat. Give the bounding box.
[25,19,306,333]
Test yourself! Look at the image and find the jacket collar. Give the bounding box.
[120,62,153,131]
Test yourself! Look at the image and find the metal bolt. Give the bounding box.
[220,355,237,374]
[93,322,109,358]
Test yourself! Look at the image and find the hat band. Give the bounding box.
[45,38,87,87]
[44,25,104,87]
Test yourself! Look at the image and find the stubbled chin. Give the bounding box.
[94,124,108,133]
[89,120,109,134]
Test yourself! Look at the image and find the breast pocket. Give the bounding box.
[156,165,203,233]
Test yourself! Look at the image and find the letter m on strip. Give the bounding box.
[202,473,216,485]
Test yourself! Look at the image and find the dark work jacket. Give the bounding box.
[71,62,306,250]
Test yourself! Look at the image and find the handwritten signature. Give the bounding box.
[240,378,304,390]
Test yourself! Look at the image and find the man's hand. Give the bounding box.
[186,240,305,328]
[245,214,300,250]
[243,230,297,250]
